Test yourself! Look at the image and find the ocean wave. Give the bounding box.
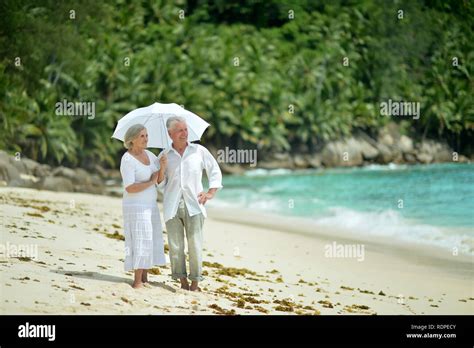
[314,207,473,254]
[362,163,409,171]
[210,195,473,254]
[244,168,293,177]
[323,163,410,175]
[209,195,283,212]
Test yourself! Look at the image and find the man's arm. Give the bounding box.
[125,178,156,193]
[198,146,223,205]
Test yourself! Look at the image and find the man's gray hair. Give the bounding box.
[166,116,186,131]
[124,124,146,149]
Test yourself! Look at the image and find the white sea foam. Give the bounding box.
[209,195,282,212]
[314,206,473,254]
[362,163,408,171]
[210,195,473,254]
[244,168,292,177]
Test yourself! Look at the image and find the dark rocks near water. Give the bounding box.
[416,140,453,164]
[0,151,20,184]
[321,138,364,167]
[216,125,470,174]
[316,133,467,169]
[0,150,114,195]
[40,176,75,192]
[259,152,294,170]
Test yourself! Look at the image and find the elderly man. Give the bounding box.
[158,116,223,291]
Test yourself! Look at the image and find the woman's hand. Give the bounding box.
[159,154,167,170]
[150,171,160,184]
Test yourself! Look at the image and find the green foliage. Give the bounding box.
[0,0,472,167]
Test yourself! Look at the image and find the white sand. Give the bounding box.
[1,187,472,315]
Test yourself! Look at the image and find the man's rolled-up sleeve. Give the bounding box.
[202,147,223,190]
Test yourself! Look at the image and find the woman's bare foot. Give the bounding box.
[132,281,144,289]
[133,269,144,289]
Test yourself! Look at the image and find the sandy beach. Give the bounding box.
[1,187,472,315]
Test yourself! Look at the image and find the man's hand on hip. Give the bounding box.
[197,191,214,205]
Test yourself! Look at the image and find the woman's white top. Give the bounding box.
[120,150,159,204]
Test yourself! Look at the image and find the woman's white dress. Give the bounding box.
[120,150,166,271]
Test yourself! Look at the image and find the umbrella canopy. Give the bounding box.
[111,102,210,148]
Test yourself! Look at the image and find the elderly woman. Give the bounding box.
[120,124,167,289]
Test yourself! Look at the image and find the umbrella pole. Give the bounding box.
[162,116,170,152]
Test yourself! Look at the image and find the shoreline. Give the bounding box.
[1,147,472,196]
[208,162,474,260]
[206,205,473,272]
[1,187,472,315]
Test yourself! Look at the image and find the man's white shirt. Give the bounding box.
[157,142,223,223]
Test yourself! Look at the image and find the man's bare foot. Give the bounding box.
[132,281,144,289]
[190,281,201,292]
[180,278,190,290]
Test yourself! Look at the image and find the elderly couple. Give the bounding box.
[119,116,223,291]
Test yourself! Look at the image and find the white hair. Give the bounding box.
[124,124,146,149]
[166,116,186,131]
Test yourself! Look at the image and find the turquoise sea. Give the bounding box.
[210,163,474,254]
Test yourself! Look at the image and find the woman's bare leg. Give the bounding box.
[132,269,144,288]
